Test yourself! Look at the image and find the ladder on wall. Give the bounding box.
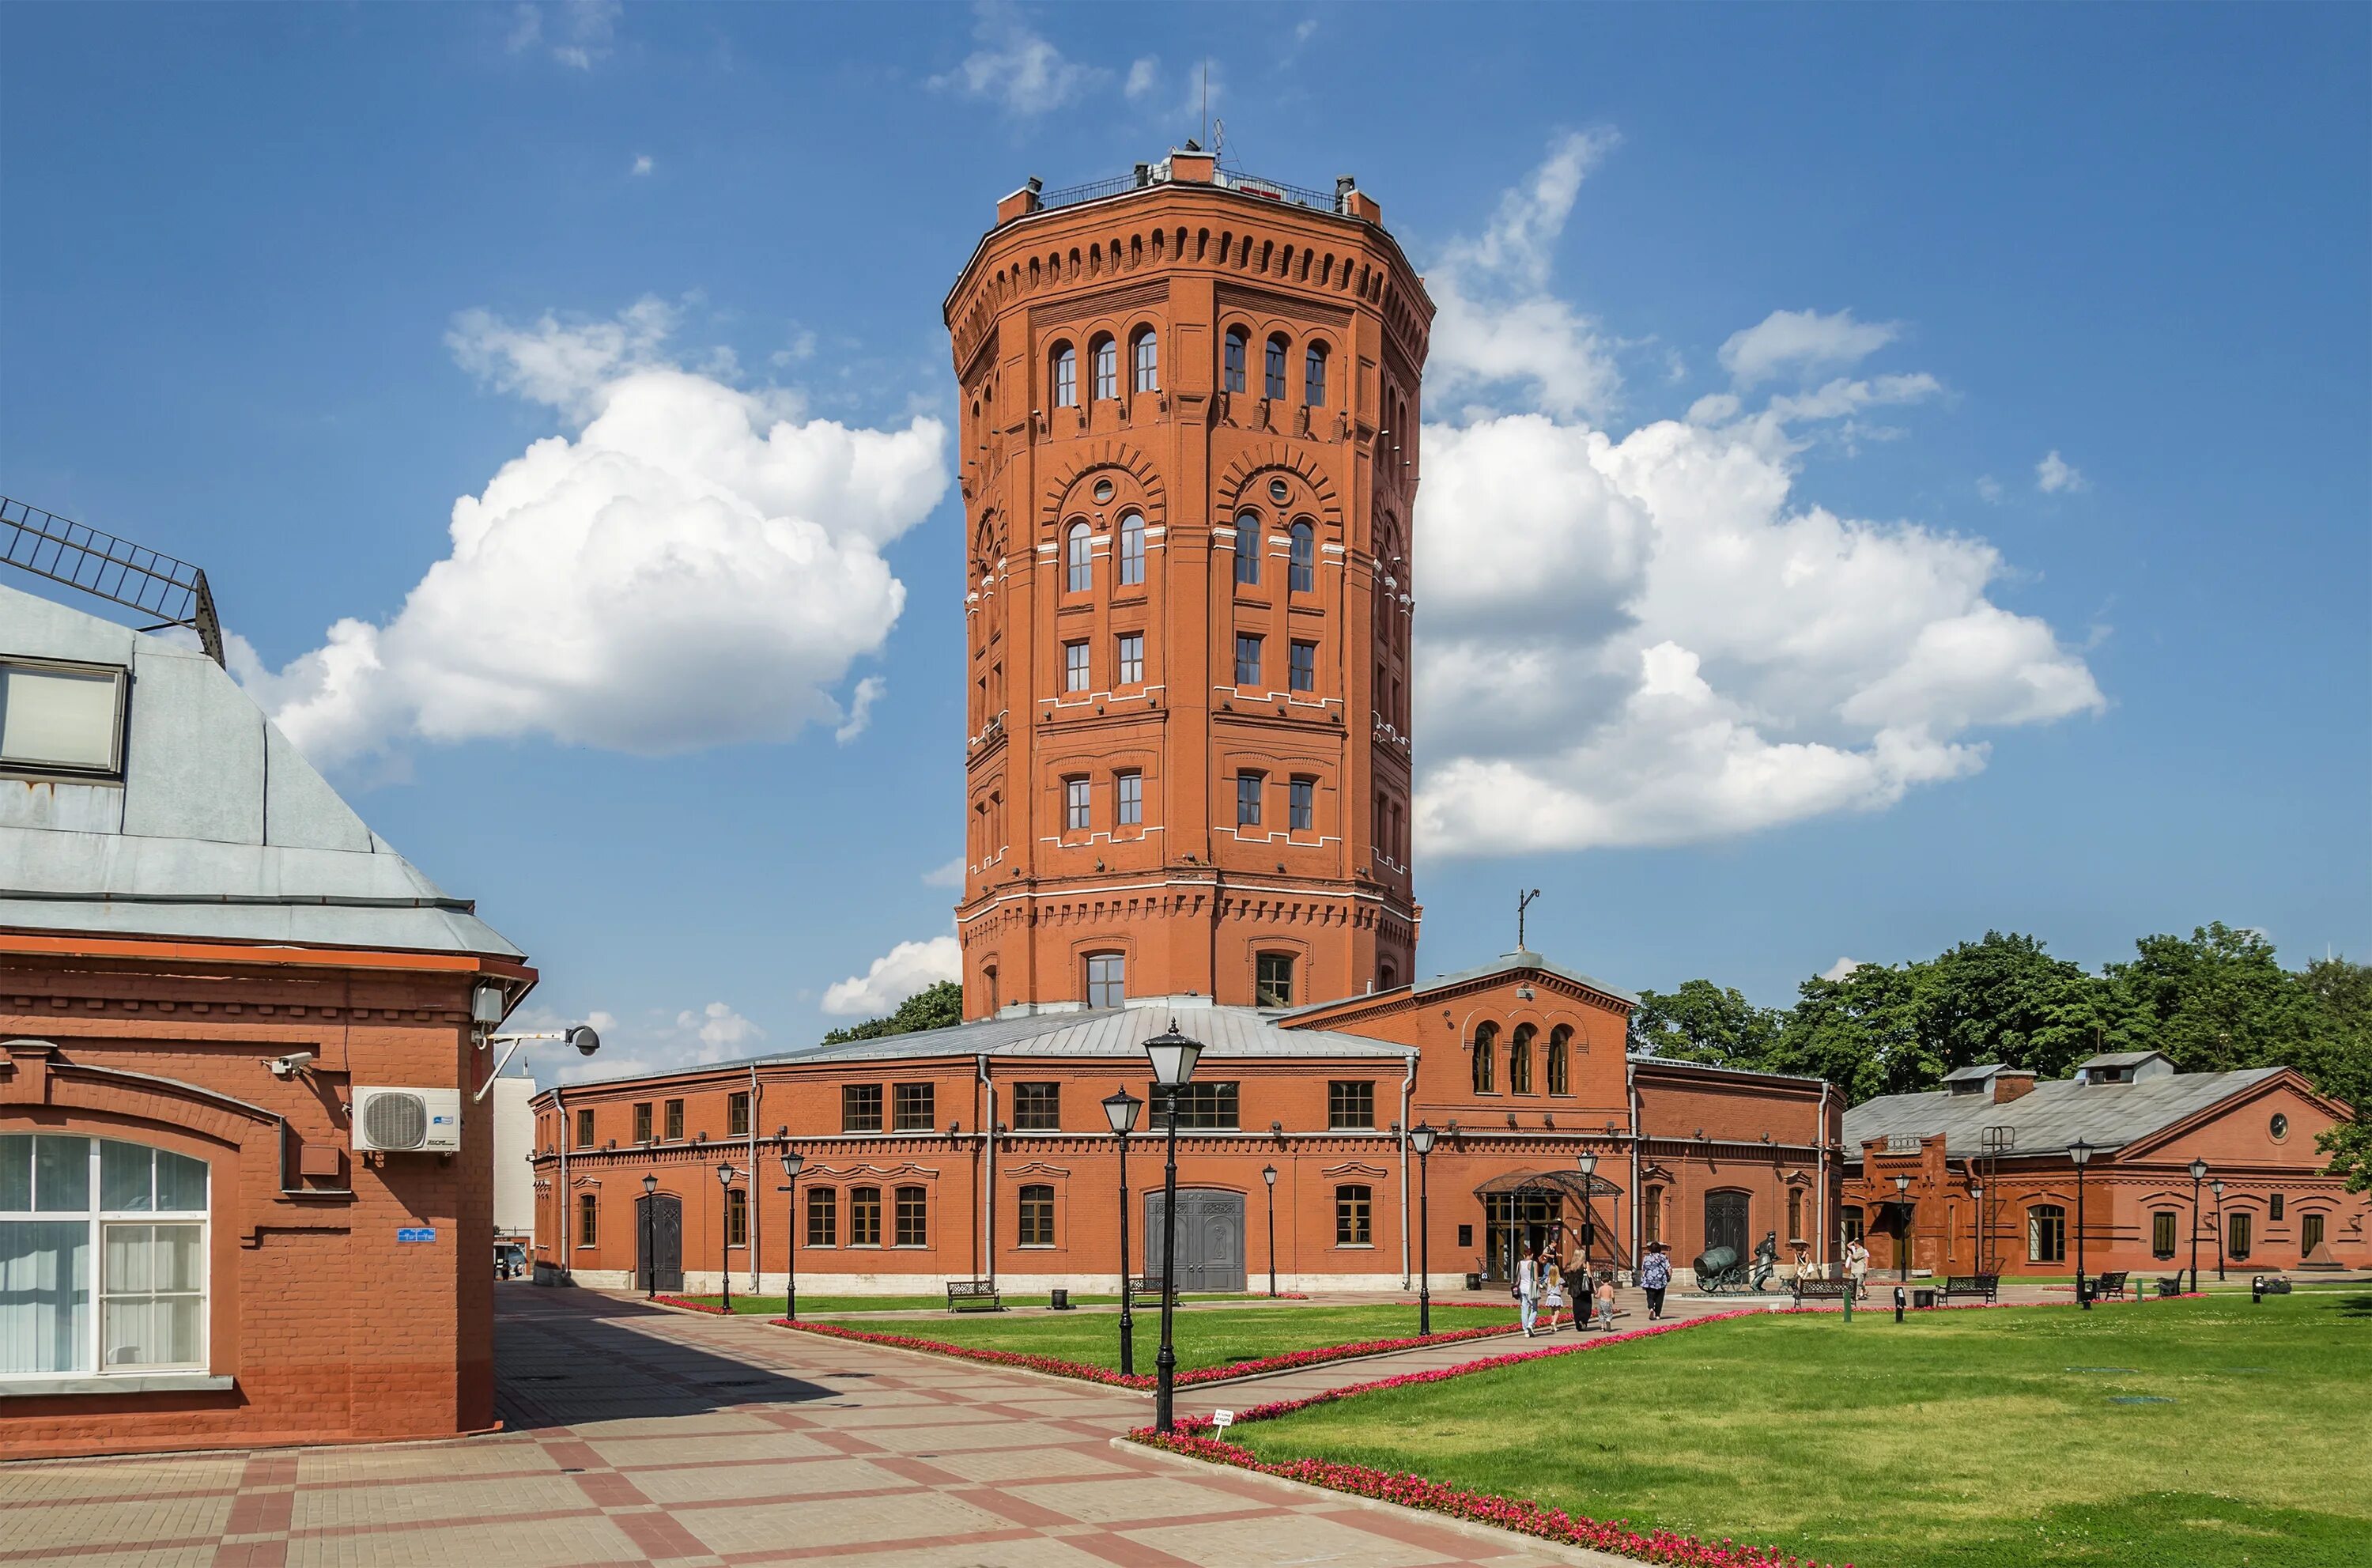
[1977,1125,2016,1273]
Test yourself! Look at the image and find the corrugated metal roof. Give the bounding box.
[1414,949,1640,1007]
[1843,1067,2280,1159]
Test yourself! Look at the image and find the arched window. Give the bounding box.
[1018,1185,1055,1247]
[1051,343,1077,408]
[0,1135,210,1375]
[1546,1025,1570,1094]
[1118,511,1146,586]
[1335,1185,1373,1245]
[1223,327,1247,393]
[1066,521,1092,592]
[1379,960,1397,990]
[2027,1203,2066,1264]
[1131,327,1158,392]
[1471,1022,1498,1094]
[1265,335,1290,399]
[1091,336,1118,400]
[1509,1023,1535,1094]
[1305,342,1328,405]
[1289,521,1316,592]
[1234,509,1262,584]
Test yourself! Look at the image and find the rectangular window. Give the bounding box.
[1064,640,1090,692]
[1150,1081,1239,1131]
[893,1082,935,1132]
[725,1187,748,1249]
[0,1137,210,1377]
[1224,332,1246,394]
[1018,1185,1055,1247]
[1116,771,1143,826]
[2302,1211,2325,1255]
[849,1186,882,1246]
[727,1092,750,1138]
[1132,331,1158,392]
[2268,1193,2284,1222]
[2228,1210,2252,1260]
[576,1193,598,1247]
[1289,777,1314,832]
[99,1222,202,1369]
[1335,1185,1372,1245]
[1305,345,1328,406]
[2152,1210,2177,1259]
[1265,337,1287,400]
[1256,952,1294,1008]
[1086,953,1126,1009]
[842,1084,883,1133]
[1328,1080,1374,1130]
[2028,1206,2066,1264]
[1116,632,1144,684]
[1237,771,1263,829]
[1290,640,1316,693]
[1053,347,1076,407]
[664,1100,684,1141]
[0,659,128,778]
[1065,776,1091,831]
[1234,633,1262,686]
[806,1188,837,1247]
[575,1108,595,1148]
[1644,1188,1664,1247]
[1788,1187,1805,1242]
[1093,340,1117,400]
[893,1186,927,1248]
[1012,1082,1061,1131]
[633,1102,652,1143]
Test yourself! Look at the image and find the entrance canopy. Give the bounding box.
[1474,1169,1622,1200]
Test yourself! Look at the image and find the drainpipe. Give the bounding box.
[1626,1055,1641,1276]
[1817,1080,1831,1270]
[748,1063,761,1294]
[553,1086,568,1282]
[1398,1050,1416,1289]
[977,1055,995,1286]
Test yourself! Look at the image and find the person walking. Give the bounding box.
[1516,1242,1540,1337]
[1540,1254,1568,1332]
[1845,1235,1871,1302]
[1638,1241,1671,1321]
[1592,1269,1618,1332]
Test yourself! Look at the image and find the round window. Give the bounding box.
[1093,478,1116,504]
[1268,478,1291,503]
[2269,1113,2289,1141]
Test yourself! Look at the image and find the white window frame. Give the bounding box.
[0,658,130,781]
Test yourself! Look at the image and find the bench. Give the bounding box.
[2092,1271,2130,1301]
[1940,1273,2000,1304]
[1127,1275,1175,1308]
[944,1278,1003,1312]
[1791,1277,1855,1303]
[2155,1274,2183,1298]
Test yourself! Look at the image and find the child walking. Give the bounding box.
[1593,1271,1618,1332]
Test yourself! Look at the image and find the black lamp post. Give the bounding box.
[2068,1139,2093,1309]
[715,1162,737,1313]
[2187,1158,2208,1293]
[1101,1086,1143,1375]
[778,1149,804,1321]
[1969,1184,1985,1275]
[1893,1173,1913,1283]
[1145,1022,1204,1435]
[2211,1177,2227,1281]
[641,1173,659,1299]
[1261,1165,1279,1297]
[1410,1123,1437,1336]
[1575,1150,1599,1290]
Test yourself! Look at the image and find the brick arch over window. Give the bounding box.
[1218,448,1346,533]
[1039,446,1169,530]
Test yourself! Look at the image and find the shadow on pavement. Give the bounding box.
[495,1286,836,1431]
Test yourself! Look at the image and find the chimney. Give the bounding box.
[1992,1070,2037,1105]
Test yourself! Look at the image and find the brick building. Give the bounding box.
[531,157,1842,1298]
[2,582,535,1459]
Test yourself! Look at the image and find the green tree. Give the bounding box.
[2099,923,2320,1075]
[1627,979,1785,1067]
[819,980,965,1045]
[1913,931,2113,1080]
[1773,962,1928,1102]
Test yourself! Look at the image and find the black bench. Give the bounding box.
[1940,1273,1999,1304]
[1127,1275,1175,1308]
[2092,1271,2130,1301]
[2155,1274,2183,1298]
[945,1278,1003,1312]
[1792,1277,1854,1303]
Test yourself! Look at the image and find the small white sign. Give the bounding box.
[1211,1409,1235,1430]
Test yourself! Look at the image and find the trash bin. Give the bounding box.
[1048,1288,1072,1310]
[1911,1287,1938,1310]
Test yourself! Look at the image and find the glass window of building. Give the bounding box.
[1508,1024,1534,1094]
[1092,337,1117,399]
[1064,640,1090,692]
[1064,776,1090,831]
[893,1187,927,1248]
[1335,1185,1372,1245]
[1290,640,1316,692]
[1012,1083,1061,1131]
[2228,1210,2252,1260]
[1265,335,1289,399]
[633,1101,652,1143]
[1290,523,1316,592]
[1328,1081,1374,1130]
[1,1136,211,1377]
[1256,952,1294,1007]
[1052,343,1077,407]
[1067,522,1093,591]
[1116,632,1143,685]
[1086,954,1125,1009]
[1150,1081,1239,1131]
[664,1100,684,1141]
[576,1193,597,1246]
[724,1188,748,1249]
[1234,633,1262,686]
[1223,328,1247,394]
[0,660,127,778]
[849,1186,882,1246]
[727,1092,750,1138]
[1235,511,1261,584]
[1119,512,1146,585]
[1131,328,1158,392]
[892,1083,935,1132]
[1471,1022,1498,1093]
[1289,776,1314,831]
[1116,770,1143,826]
[1305,342,1328,406]
[2027,1203,2066,1263]
[806,1188,837,1246]
[1236,771,1263,828]
[1546,1026,1571,1094]
[842,1085,883,1133]
[575,1108,595,1147]
[1017,1185,1055,1246]
[2152,1210,2177,1258]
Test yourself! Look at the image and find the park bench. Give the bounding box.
[1940,1273,2000,1304]
[2092,1271,2130,1301]
[2154,1275,2183,1298]
[944,1278,1003,1312]
[1127,1274,1175,1307]
[1791,1277,1855,1304]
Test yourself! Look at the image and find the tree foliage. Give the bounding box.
[819,980,965,1045]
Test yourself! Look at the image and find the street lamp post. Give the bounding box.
[2211,1178,2227,1281]
[2187,1158,2208,1294]
[715,1162,737,1314]
[778,1149,804,1321]
[1970,1185,1985,1275]
[641,1173,659,1300]
[1575,1150,1599,1292]
[2068,1139,2093,1309]
[1261,1165,1279,1298]
[1145,1024,1204,1435]
[1101,1087,1143,1375]
[1410,1124,1437,1336]
[1893,1173,1913,1284]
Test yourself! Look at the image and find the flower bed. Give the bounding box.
[771,1315,1520,1389]
[651,1293,731,1314]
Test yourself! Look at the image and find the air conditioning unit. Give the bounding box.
[352,1086,463,1153]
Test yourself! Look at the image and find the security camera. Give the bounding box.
[264,1050,317,1079]
[567,1024,602,1057]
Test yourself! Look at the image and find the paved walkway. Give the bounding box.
[1,1287,1643,1568]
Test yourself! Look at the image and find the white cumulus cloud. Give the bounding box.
[506,1,618,71]
[2035,450,2087,493]
[822,935,963,1017]
[1124,56,1158,101]
[1720,308,1900,388]
[538,999,763,1086]
[235,300,946,769]
[921,856,966,889]
[931,2,1106,116]
[1821,957,1864,982]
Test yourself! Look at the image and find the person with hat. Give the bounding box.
[1638,1241,1672,1321]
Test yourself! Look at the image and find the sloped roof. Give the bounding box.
[0,583,519,958]
[1843,1067,2283,1160]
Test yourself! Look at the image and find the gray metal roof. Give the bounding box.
[2076,1051,2167,1071]
[1843,1067,2282,1160]
[1940,1062,2018,1083]
[1415,949,1640,1007]
[1,584,519,958]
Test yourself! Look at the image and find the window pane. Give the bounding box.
[100,1143,152,1212]
[1,664,122,771]
[34,1136,89,1212]
[1235,513,1260,584]
[1290,642,1315,693]
[807,1188,837,1246]
[0,1136,31,1211]
[1116,773,1142,826]
[1,1219,93,1373]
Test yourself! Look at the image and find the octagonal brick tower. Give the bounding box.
[943,151,1433,1019]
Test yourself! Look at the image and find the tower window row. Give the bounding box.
[1062,770,1146,832]
[1065,513,1147,592]
[1234,513,1318,591]
[1060,632,1147,692]
[1050,330,1158,409]
[1230,633,1319,693]
[1223,329,1329,407]
[1235,771,1318,832]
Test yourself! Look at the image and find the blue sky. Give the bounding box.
[4,3,2364,1080]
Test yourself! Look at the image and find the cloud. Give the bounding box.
[630,153,654,176]
[2035,450,2087,493]
[921,857,966,889]
[1977,475,2004,504]
[1427,131,1625,420]
[1821,957,1864,982]
[507,1,619,70]
[1719,308,1899,388]
[834,675,885,743]
[822,935,962,1017]
[235,299,948,769]
[931,2,1106,116]
[1124,56,1158,101]
[536,1000,764,1086]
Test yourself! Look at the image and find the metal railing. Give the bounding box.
[1037,164,1347,217]
[0,494,225,666]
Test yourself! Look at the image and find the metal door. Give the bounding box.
[1145,1188,1247,1294]
[1703,1189,1750,1262]
[636,1192,683,1294]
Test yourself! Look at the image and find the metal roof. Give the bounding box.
[1413,949,1641,1007]
[1940,1062,2019,1083]
[1,583,520,958]
[1843,1067,2282,1160]
[2076,1051,2169,1071]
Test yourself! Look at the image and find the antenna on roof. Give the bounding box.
[1201,60,1210,152]
[0,494,225,667]
[1517,888,1542,953]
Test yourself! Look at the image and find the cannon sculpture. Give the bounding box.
[1692,1231,1784,1294]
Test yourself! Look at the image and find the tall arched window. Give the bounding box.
[1305,342,1329,405]
[0,1135,210,1376]
[1223,327,1247,393]
[1289,522,1316,592]
[1509,1023,1535,1094]
[1234,510,1262,585]
[1066,522,1092,592]
[1091,336,1118,400]
[1546,1025,1570,1094]
[2027,1203,2066,1264]
[1265,335,1290,399]
[1131,327,1158,392]
[1051,343,1077,408]
[1118,512,1146,586]
[1471,1022,1498,1094]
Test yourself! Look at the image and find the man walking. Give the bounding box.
[1516,1242,1540,1337]
[1639,1241,1671,1321]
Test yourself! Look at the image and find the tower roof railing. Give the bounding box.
[0,493,225,666]
[1038,164,1348,217]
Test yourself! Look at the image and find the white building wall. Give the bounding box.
[493,1074,537,1240]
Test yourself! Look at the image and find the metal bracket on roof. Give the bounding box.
[1,494,225,667]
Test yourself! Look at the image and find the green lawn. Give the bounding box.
[674,1290,1269,1316]
[825,1302,1516,1374]
[1228,1291,2372,1568]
